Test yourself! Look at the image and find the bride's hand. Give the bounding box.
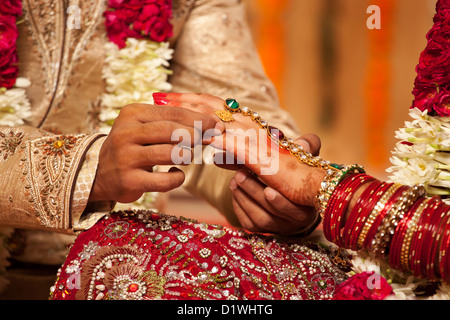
[228,134,322,235]
[153,93,327,208]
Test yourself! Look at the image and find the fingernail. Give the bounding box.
[153,92,167,99]
[153,93,169,105]
[154,98,169,105]
[235,171,246,184]
[264,187,276,201]
[230,178,238,191]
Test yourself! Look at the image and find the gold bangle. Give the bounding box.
[400,197,431,271]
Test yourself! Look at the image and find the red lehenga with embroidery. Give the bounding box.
[50,211,350,300]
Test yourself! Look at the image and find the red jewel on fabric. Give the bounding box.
[128,283,139,293]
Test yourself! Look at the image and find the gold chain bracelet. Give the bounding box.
[216,98,365,218]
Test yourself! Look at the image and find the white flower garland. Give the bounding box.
[0,77,32,127]
[387,108,450,202]
[99,38,173,134]
[99,37,174,210]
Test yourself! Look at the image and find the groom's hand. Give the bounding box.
[89,103,219,204]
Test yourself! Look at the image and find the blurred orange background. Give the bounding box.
[247,0,435,177]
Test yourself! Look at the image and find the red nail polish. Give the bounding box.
[153,92,167,99]
[154,98,169,105]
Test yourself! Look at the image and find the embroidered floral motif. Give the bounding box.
[71,245,166,300]
[43,135,78,156]
[198,248,211,259]
[311,273,338,298]
[0,128,23,161]
[104,221,130,239]
[78,241,100,261]
[105,264,166,300]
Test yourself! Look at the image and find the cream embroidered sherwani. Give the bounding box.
[0,0,300,265]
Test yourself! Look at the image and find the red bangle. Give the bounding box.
[422,201,445,280]
[399,197,429,272]
[341,180,381,248]
[426,202,449,280]
[323,174,374,246]
[322,175,352,243]
[389,197,426,271]
[357,183,403,250]
[439,201,450,283]
[363,185,409,251]
[409,197,439,277]
[323,174,371,246]
[343,181,391,250]
[418,199,441,279]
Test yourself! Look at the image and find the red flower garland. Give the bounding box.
[0,0,22,89]
[333,271,394,300]
[412,0,450,116]
[104,0,173,49]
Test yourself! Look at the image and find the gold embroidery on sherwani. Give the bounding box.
[22,0,105,127]
[0,129,24,162]
[22,133,102,230]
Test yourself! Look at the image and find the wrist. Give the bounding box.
[315,164,366,219]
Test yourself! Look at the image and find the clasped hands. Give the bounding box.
[90,93,324,235]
